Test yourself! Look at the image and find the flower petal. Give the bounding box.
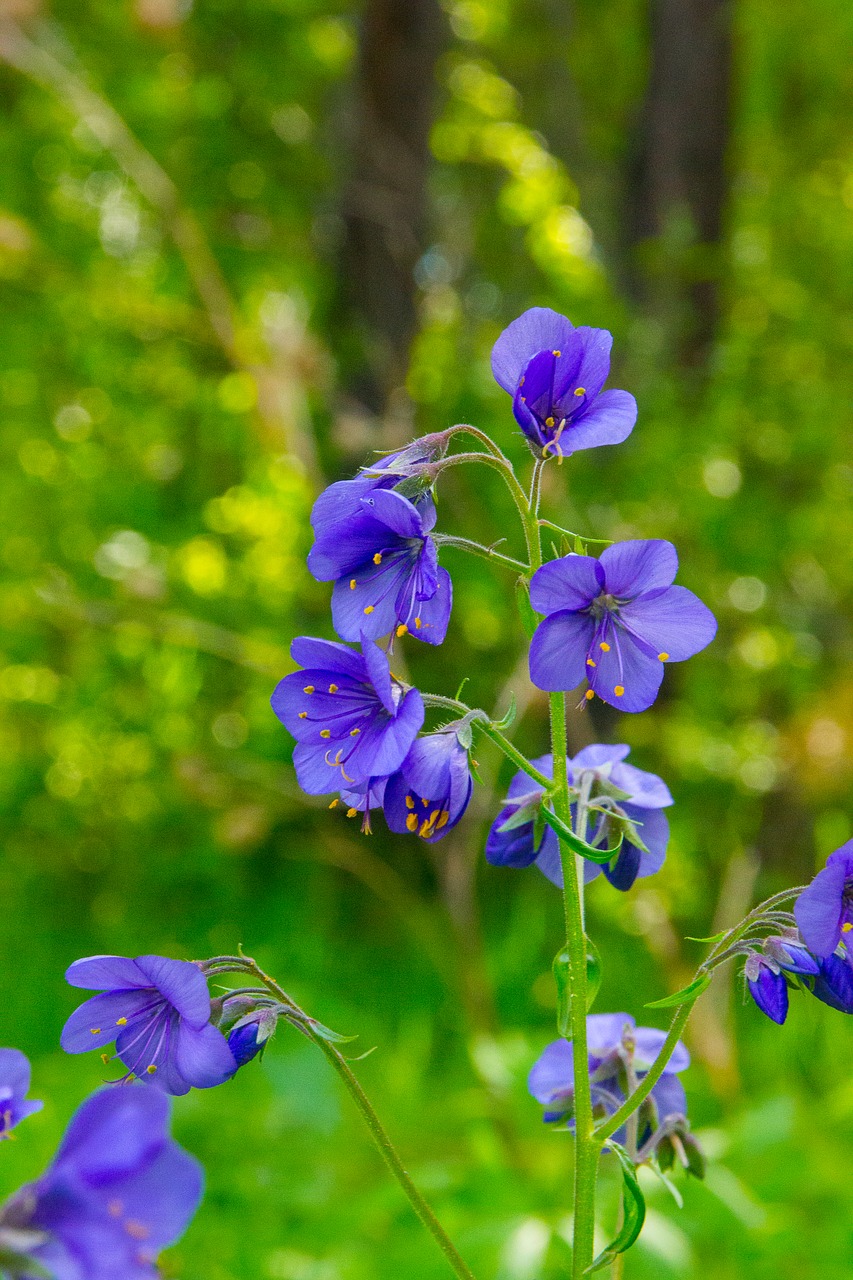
[361,489,426,539]
[586,1013,635,1057]
[610,761,673,808]
[332,556,413,642]
[289,637,367,683]
[361,638,395,714]
[587,625,665,712]
[618,586,717,662]
[491,307,576,393]
[173,1021,237,1089]
[560,389,637,454]
[405,566,452,645]
[570,744,631,772]
[0,1047,33,1099]
[51,1085,169,1179]
[134,957,211,1029]
[108,1136,204,1250]
[528,1038,574,1104]
[65,956,150,991]
[649,1073,687,1120]
[600,540,678,599]
[529,556,601,615]
[748,968,789,1024]
[529,611,595,692]
[60,990,158,1053]
[794,853,852,956]
[632,1027,689,1073]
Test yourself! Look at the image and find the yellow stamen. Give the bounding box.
[437,811,450,829]
[350,727,360,736]
[422,798,430,808]
[414,616,422,629]
[600,641,611,652]
[552,349,561,357]
[329,799,339,809]
[346,807,358,819]
[146,1064,157,1075]
[329,684,338,693]
[101,1053,110,1064]
[519,375,525,387]
[843,923,853,933]
[90,1028,101,1035]
[574,386,585,397]
[107,1200,123,1219]
[418,820,432,838]
[585,689,595,701]
[298,711,308,719]
[303,685,315,694]
[116,1017,128,1026]
[406,813,418,832]
[405,795,415,810]
[586,658,596,668]
[125,1220,150,1241]
[545,416,555,427]
[364,605,374,615]
[320,729,331,739]
[614,685,624,697]
[373,552,382,565]
[396,624,408,637]
[658,652,669,661]
[349,579,356,590]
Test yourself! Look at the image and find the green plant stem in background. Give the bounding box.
[238,959,479,1280]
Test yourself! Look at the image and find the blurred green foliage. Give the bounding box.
[0,1,852,1278]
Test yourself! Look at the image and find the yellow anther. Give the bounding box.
[90,1028,102,1035]
[320,729,331,739]
[329,799,339,809]
[350,727,360,736]
[658,652,669,662]
[349,579,356,590]
[101,1053,110,1064]
[552,349,561,357]
[519,375,525,387]
[614,685,625,697]
[364,605,374,615]
[520,396,527,403]
[329,684,338,693]
[125,1220,150,1241]
[843,922,853,933]
[146,1064,157,1075]
[600,641,611,652]
[107,1200,123,1219]
[437,811,450,829]
[422,798,430,808]
[414,616,422,629]
[303,685,315,694]
[545,416,555,427]
[373,552,383,565]
[116,1017,128,1026]
[586,658,596,668]
[418,820,432,838]
[585,689,595,701]
[406,813,418,832]
[405,795,415,810]
[346,807,358,819]
[396,624,408,637]
[298,711,308,719]
[574,386,586,397]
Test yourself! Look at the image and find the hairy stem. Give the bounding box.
[595,999,698,1143]
[435,534,528,573]
[420,694,553,790]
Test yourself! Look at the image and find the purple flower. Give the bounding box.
[528,541,717,712]
[307,434,450,581]
[485,745,672,892]
[60,955,237,1096]
[271,637,424,794]
[794,840,853,957]
[0,1049,42,1139]
[383,726,474,843]
[226,1008,280,1067]
[323,490,452,646]
[491,308,637,460]
[1,1086,202,1280]
[811,952,853,1013]
[744,956,789,1024]
[528,1013,689,1139]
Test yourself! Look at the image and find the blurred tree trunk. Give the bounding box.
[625,0,733,366]
[337,0,445,422]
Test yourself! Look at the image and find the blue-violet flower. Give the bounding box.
[0,1049,42,1139]
[794,839,853,957]
[383,726,474,843]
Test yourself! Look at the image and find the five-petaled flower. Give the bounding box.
[528,540,717,712]
[491,307,637,461]
[319,490,452,646]
[61,955,237,1096]
[0,1049,42,1139]
[485,745,672,892]
[0,1085,202,1280]
[383,726,474,843]
[794,840,853,957]
[528,1013,689,1145]
[271,636,424,795]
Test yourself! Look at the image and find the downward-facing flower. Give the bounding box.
[383,726,474,843]
[0,1086,202,1280]
[528,541,717,712]
[744,937,819,1024]
[307,434,450,581]
[271,636,424,794]
[0,1049,42,1139]
[490,307,637,461]
[485,745,671,892]
[528,1013,689,1142]
[794,840,853,957]
[811,952,853,1013]
[61,955,237,1096]
[323,490,452,645]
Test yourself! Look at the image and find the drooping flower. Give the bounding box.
[490,308,637,461]
[811,952,853,1013]
[485,745,671,892]
[0,1086,202,1280]
[307,434,450,581]
[383,726,474,843]
[271,637,424,794]
[60,955,237,1096]
[528,540,717,712]
[0,1049,42,1139]
[226,1008,281,1067]
[743,935,819,1024]
[528,1013,690,1143]
[794,840,853,957]
[324,490,452,645]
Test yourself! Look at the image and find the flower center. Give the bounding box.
[589,592,619,619]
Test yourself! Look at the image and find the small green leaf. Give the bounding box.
[540,806,622,864]
[496,803,537,834]
[585,935,602,1011]
[645,973,712,1009]
[308,1019,358,1044]
[647,1161,684,1209]
[685,929,729,944]
[493,692,517,731]
[585,1142,646,1272]
[553,945,572,1037]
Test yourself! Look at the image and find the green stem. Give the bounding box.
[550,690,598,1278]
[537,519,614,548]
[449,424,511,460]
[595,999,698,1143]
[434,534,528,573]
[434,452,540,570]
[241,959,478,1280]
[419,694,554,790]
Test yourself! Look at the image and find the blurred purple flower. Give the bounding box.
[491,308,636,460]
[271,636,424,794]
[0,1086,201,1280]
[0,1049,42,1139]
[794,840,853,957]
[485,745,671,892]
[528,540,716,712]
[384,726,474,843]
[61,955,237,1096]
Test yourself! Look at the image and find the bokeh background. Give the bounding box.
[0,0,852,1276]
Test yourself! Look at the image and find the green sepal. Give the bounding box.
[573,535,587,555]
[645,973,711,1009]
[515,579,538,639]
[492,692,516,732]
[540,806,622,864]
[496,801,538,835]
[684,929,729,944]
[307,1019,358,1044]
[585,1142,646,1272]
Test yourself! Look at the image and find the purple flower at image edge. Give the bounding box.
[60,955,237,1096]
[383,726,474,843]
[528,540,717,712]
[0,1086,201,1280]
[271,636,424,797]
[794,840,853,957]
[491,307,637,460]
[485,745,672,892]
[0,1049,42,1139]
